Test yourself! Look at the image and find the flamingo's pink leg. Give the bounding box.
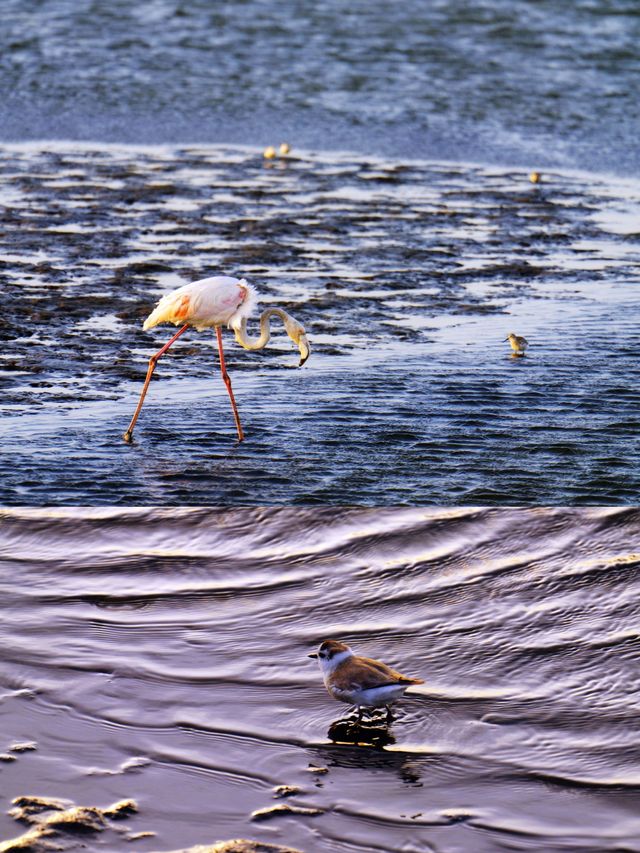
[216,326,245,442]
[123,324,189,443]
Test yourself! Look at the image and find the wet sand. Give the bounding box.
[1,142,640,504]
[1,507,639,852]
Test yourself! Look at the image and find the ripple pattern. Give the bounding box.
[1,508,639,851]
[1,144,640,504]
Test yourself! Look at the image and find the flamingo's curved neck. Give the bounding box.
[234,307,290,351]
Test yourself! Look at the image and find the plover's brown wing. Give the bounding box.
[350,656,424,687]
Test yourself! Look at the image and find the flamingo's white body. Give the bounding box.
[142,276,257,333]
[123,275,309,444]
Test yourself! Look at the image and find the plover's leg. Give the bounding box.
[357,706,363,724]
[386,706,395,724]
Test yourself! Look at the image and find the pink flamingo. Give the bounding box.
[123,275,309,443]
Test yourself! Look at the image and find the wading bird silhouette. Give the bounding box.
[123,275,309,444]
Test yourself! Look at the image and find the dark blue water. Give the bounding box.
[1,0,639,172]
[1,145,640,505]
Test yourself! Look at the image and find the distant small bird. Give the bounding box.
[529,171,542,184]
[123,276,309,444]
[504,332,529,356]
[263,146,276,160]
[279,142,291,156]
[309,639,424,724]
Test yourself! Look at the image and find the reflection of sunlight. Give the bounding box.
[593,204,640,236]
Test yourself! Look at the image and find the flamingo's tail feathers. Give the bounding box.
[142,310,161,331]
[142,292,192,331]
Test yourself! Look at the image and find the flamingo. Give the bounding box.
[123,275,309,444]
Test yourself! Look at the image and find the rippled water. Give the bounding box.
[1,0,639,174]
[1,507,639,852]
[1,8,638,853]
[1,143,640,504]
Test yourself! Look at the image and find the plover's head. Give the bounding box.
[308,639,353,674]
[504,332,516,342]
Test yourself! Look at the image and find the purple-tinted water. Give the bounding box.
[1,507,639,851]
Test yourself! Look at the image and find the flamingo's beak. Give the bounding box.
[298,333,310,367]
[308,652,318,659]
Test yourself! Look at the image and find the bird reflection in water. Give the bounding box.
[313,722,425,788]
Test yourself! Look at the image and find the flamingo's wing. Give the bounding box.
[142,276,255,331]
[194,277,254,329]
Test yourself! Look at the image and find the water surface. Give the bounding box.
[1,143,640,504]
[1,0,639,174]
[1,507,639,851]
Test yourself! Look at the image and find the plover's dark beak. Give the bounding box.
[308,652,318,659]
[503,337,509,342]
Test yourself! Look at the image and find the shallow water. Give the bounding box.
[1,506,639,852]
[1,143,640,505]
[1,0,639,174]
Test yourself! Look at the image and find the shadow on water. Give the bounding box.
[311,743,430,791]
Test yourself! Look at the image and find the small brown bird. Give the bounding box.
[263,145,276,160]
[529,171,542,184]
[504,332,529,356]
[279,142,291,156]
[309,639,424,723]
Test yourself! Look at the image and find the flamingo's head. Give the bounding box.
[283,316,310,367]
